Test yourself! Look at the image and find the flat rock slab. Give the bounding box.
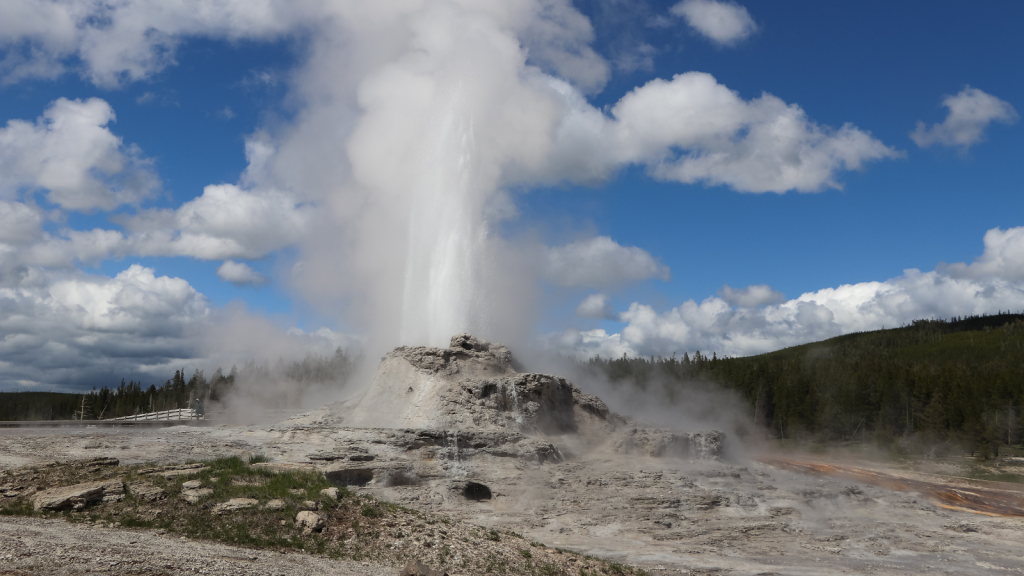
[128,481,166,502]
[33,479,124,511]
[182,488,213,504]
[251,462,316,473]
[142,464,208,479]
[212,497,258,514]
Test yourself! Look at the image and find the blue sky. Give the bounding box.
[1,0,1022,390]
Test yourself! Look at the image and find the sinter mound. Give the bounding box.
[285,334,723,475]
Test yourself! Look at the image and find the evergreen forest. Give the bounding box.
[579,314,1024,457]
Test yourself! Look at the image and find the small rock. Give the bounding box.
[301,500,319,511]
[212,498,259,514]
[295,510,325,533]
[265,499,286,510]
[320,487,340,501]
[181,488,213,504]
[400,559,448,576]
[181,480,202,490]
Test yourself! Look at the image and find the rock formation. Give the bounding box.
[278,334,724,491]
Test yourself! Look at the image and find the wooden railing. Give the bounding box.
[106,408,203,421]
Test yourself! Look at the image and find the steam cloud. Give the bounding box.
[0,0,901,389]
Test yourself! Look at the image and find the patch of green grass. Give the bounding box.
[483,553,509,573]
[361,504,383,518]
[487,528,501,541]
[0,499,34,516]
[248,453,271,464]
[538,563,564,576]
[520,549,532,559]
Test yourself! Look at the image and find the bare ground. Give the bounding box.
[2,425,1024,575]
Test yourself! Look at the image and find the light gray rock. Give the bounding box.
[128,481,166,502]
[33,479,124,511]
[181,480,202,489]
[295,510,325,533]
[264,499,285,510]
[212,497,258,514]
[320,487,339,500]
[181,488,213,504]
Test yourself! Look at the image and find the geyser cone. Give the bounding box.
[290,333,723,460]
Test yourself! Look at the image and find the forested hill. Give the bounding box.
[580,314,1024,456]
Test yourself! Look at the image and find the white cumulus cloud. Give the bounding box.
[556,227,1024,360]
[121,184,311,260]
[217,260,268,286]
[545,236,671,288]
[0,97,157,211]
[670,0,757,46]
[543,72,900,193]
[0,265,210,389]
[575,293,618,320]
[911,86,1018,150]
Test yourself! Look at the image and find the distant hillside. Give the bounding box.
[580,314,1024,456]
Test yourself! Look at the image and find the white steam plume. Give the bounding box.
[0,0,897,367]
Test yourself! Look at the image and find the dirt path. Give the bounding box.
[0,516,392,576]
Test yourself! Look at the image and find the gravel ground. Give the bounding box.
[5,426,1024,575]
[0,516,394,576]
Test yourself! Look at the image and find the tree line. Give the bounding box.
[578,313,1024,457]
[0,347,357,421]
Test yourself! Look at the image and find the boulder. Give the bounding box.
[265,499,286,510]
[320,487,340,501]
[33,479,124,511]
[295,510,325,533]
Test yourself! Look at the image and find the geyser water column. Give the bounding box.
[400,82,486,346]
[342,3,562,349]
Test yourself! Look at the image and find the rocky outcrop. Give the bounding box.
[312,335,621,438]
[613,428,725,460]
[281,333,724,462]
[33,479,124,511]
